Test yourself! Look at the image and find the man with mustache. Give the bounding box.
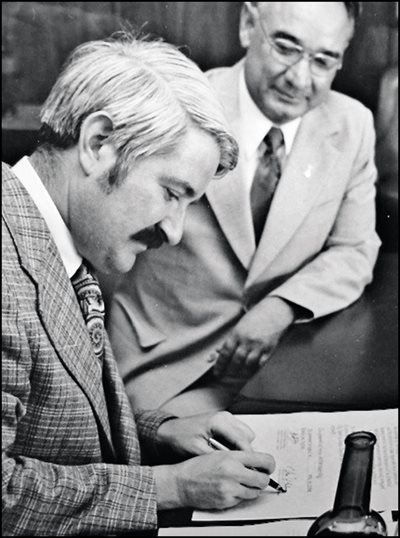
[2,32,277,536]
[109,2,381,415]
[132,225,169,251]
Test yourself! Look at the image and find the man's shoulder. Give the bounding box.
[206,64,234,81]
[315,91,375,140]
[206,59,243,91]
[2,161,47,265]
[2,161,15,180]
[2,161,27,213]
[2,162,20,212]
[325,90,372,119]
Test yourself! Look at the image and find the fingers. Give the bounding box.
[245,348,266,372]
[237,465,271,490]
[234,450,276,476]
[223,478,268,507]
[259,352,270,368]
[209,451,276,489]
[215,451,275,492]
[210,411,255,451]
[212,337,238,377]
[211,335,271,379]
[215,348,269,388]
[177,452,275,510]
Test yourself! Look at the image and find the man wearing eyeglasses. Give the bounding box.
[109,2,381,415]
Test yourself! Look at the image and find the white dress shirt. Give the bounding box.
[12,156,82,278]
[238,66,301,195]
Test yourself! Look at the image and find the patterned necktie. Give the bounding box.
[71,262,105,362]
[250,126,285,244]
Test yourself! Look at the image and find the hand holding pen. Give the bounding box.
[155,411,278,509]
[208,436,287,493]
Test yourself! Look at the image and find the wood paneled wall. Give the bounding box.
[2,2,398,113]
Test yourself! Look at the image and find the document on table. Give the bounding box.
[193,408,398,522]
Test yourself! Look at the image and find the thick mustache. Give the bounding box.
[132,226,168,249]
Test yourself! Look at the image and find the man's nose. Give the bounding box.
[160,205,186,246]
[285,55,313,91]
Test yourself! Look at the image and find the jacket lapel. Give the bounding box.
[3,169,116,459]
[206,61,255,270]
[37,247,116,459]
[247,103,341,285]
[206,148,255,270]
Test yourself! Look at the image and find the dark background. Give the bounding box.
[2,2,398,111]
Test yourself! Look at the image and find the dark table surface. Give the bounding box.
[157,250,398,532]
[230,250,398,414]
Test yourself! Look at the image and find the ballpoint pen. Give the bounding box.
[208,436,287,493]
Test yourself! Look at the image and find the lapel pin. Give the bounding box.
[304,164,314,179]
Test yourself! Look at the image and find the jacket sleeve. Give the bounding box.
[269,108,381,320]
[2,265,158,536]
[135,409,179,464]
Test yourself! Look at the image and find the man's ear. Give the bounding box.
[78,111,117,176]
[239,1,258,49]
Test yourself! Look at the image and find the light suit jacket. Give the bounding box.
[109,60,381,411]
[2,163,173,536]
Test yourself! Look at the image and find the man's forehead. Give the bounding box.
[258,2,349,26]
[258,2,354,49]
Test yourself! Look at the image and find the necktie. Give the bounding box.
[250,126,285,244]
[71,262,105,362]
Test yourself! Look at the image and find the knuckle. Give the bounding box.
[221,459,237,475]
[247,429,256,442]
[214,481,232,503]
[217,410,232,422]
[232,347,248,363]
[269,457,276,473]
[261,341,274,353]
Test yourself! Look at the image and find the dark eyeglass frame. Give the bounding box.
[256,11,343,77]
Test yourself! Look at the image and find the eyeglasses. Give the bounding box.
[257,15,343,78]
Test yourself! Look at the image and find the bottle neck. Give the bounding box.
[333,432,375,518]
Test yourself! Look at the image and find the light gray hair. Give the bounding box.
[249,2,362,20]
[39,31,238,183]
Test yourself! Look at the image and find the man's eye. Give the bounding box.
[313,55,334,70]
[274,39,299,57]
[164,188,180,201]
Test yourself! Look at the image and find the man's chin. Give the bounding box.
[102,254,138,275]
[264,94,307,123]
[122,254,138,273]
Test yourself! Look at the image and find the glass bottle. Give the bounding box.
[307,431,387,536]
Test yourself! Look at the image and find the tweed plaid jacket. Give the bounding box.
[2,163,173,536]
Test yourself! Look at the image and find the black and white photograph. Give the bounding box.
[2,2,398,535]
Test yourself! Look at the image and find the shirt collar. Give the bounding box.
[238,66,301,159]
[12,156,82,278]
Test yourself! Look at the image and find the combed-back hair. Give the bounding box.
[39,31,238,185]
[250,2,362,21]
